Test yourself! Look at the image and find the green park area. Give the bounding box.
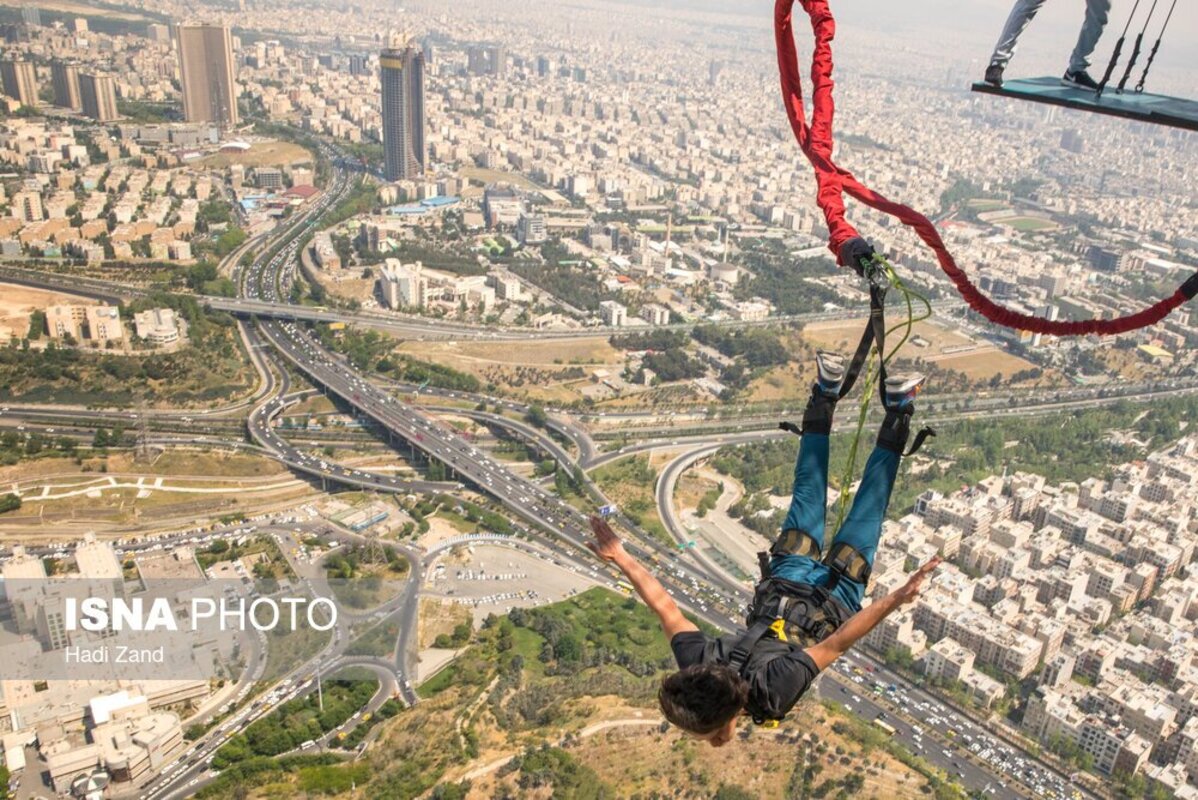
[195,587,957,799]
[1005,216,1058,232]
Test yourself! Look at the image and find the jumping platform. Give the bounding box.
[970,77,1198,132]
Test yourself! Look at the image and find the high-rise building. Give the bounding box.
[146,23,170,44]
[348,54,369,76]
[467,45,504,76]
[467,46,487,76]
[379,42,426,182]
[1060,128,1084,154]
[80,73,118,122]
[708,60,723,86]
[485,46,506,76]
[175,23,239,129]
[0,59,37,107]
[51,60,81,110]
[20,5,40,27]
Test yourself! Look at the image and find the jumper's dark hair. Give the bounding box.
[658,664,749,735]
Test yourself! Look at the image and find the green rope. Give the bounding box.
[830,257,933,535]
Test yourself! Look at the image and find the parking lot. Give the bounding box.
[425,542,602,624]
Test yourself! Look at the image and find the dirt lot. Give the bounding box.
[199,140,313,170]
[0,282,98,340]
[418,597,474,649]
[286,395,338,415]
[804,316,973,354]
[402,337,620,370]
[674,468,721,511]
[803,317,1040,383]
[399,337,623,404]
[926,348,1040,380]
[108,450,288,478]
[747,363,814,404]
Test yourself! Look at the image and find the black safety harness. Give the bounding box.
[726,570,846,725]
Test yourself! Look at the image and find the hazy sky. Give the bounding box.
[672,0,1196,39]
[632,0,1196,77]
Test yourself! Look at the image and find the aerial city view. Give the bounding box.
[0,0,1194,797]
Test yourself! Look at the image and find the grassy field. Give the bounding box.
[1006,217,1058,232]
[199,141,314,170]
[345,617,400,659]
[459,165,539,191]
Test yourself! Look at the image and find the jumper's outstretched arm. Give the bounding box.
[588,516,698,639]
[804,556,941,671]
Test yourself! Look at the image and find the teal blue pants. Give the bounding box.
[771,432,899,613]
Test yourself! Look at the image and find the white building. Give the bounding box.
[133,308,180,346]
[517,213,546,245]
[599,300,627,327]
[491,273,524,302]
[378,260,428,309]
[312,231,341,270]
[641,304,670,326]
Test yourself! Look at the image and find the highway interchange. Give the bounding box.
[232,145,1094,799]
[0,143,1134,799]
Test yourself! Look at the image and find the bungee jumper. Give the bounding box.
[774,0,1198,336]
[588,354,942,740]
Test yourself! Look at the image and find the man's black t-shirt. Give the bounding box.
[670,630,821,721]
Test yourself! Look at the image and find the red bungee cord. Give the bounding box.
[774,0,1198,336]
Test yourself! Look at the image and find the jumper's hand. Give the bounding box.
[894,556,942,605]
[587,516,625,563]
